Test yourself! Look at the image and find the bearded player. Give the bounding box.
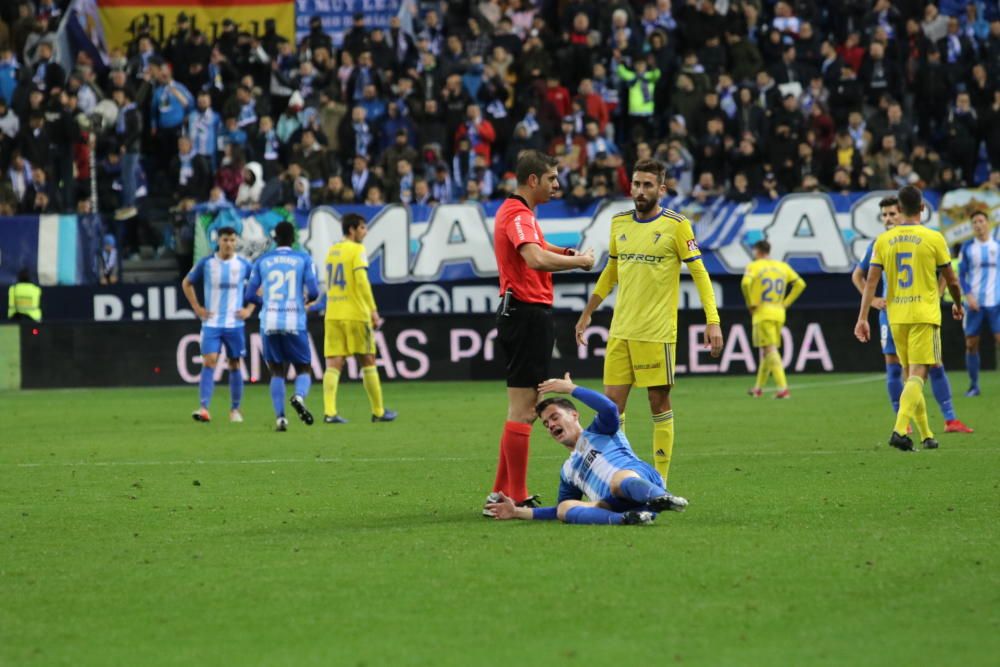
[574,159,723,483]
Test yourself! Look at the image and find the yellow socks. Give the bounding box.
[652,410,674,481]
[325,366,388,419]
[767,350,787,389]
[755,353,772,389]
[895,376,930,438]
[323,368,340,417]
[362,366,385,417]
[910,378,933,440]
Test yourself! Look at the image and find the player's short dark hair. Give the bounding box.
[274,221,295,247]
[342,212,366,236]
[17,268,30,283]
[897,185,922,216]
[536,397,577,416]
[632,158,666,184]
[752,240,770,254]
[970,210,989,222]
[217,226,237,237]
[515,150,558,185]
[878,196,899,209]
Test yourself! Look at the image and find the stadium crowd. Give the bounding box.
[0,0,999,260]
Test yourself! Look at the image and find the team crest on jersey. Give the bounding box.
[687,239,699,252]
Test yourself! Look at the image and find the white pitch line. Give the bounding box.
[0,374,981,470]
[761,373,885,392]
[5,446,997,469]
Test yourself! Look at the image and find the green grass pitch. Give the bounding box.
[1,372,998,666]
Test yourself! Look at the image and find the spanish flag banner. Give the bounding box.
[97,0,295,51]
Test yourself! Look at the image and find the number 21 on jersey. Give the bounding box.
[267,268,298,301]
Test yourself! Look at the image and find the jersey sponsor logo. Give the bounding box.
[618,253,665,264]
[583,449,601,470]
[687,239,699,252]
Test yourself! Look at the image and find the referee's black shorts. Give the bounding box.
[497,299,555,388]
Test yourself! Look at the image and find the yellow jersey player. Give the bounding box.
[741,240,806,398]
[575,158,724,482]
[321,213,397,423]
[855,185,964,451]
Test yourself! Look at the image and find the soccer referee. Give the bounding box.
[485,150,595,513]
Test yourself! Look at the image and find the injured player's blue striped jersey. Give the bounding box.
[557,387,656,504]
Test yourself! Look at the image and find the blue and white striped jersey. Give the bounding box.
[556,387,648,504]
[246,247,319,335]
[859,240,887,298]
[960,238,1000,308]
[186,255,253,328]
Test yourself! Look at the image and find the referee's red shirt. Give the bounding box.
[494,195,553,305]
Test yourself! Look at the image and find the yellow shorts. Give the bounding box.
[603,337,676,387]
[890,323,941,367]
[324,319,375,357]
[752,320,782,348]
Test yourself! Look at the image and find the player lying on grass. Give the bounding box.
[485,373,688,526]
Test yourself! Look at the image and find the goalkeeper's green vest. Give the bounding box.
[8,282,41,321]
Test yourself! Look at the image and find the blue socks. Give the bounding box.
[270,376,285,417]
[199,366,214,409]
[564,506,624,525]
[966,352,980,389]
[293,372,311,400]
[929,366,956,421]
[229,369,244,410]
[886,363,903,413]
[619,477,667,504]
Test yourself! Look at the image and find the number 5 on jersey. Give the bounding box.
[896,252,913,288]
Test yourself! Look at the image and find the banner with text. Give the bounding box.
[18,309,987,389]
[192,191,1000,291]
[98,0,295,50]
[294,0,401,48]
[9,273,878,321]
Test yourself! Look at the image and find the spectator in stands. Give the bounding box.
[236,162,264,210]
[292,129,330,187]
[0,48,18,106]
[0,98,18,165]
[30,40,64,94]
[98,234,120,285]
[24,164,59,213]
[293,176,312,210]
[1,0,994,244]
[363,183,385,206]
[947,91,979,185]
[150,59,194,172]
[348,154,378,203]
[169,135,211,203]
[215,145,245,202]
